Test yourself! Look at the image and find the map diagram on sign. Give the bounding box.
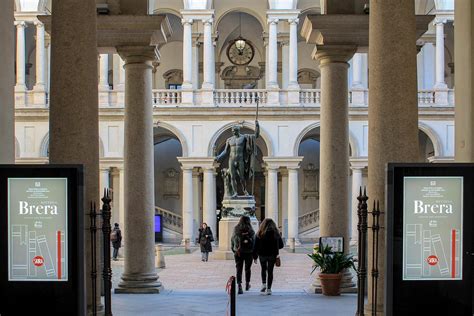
[8,178,68,281]
[403,177,463,281]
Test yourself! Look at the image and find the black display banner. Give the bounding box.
[0,165,85,315]
[386,163,474,316]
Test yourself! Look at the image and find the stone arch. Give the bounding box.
[215,8,266,33]
[163,69,183,87]
[154,121,189,157]
[208,121,274,157]
[418,122,443,157]
[39,132,105,158]
[293,122,358,157]
[152,8,181,17]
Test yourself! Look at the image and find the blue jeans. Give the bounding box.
[201,251,209,261]
[113,247,119,259]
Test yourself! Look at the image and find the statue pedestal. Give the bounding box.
[213,197,259,260]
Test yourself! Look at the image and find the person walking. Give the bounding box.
[111,223,122,261]
[198,222,214,262]
[253,218,284,295]
[231,215,255,294]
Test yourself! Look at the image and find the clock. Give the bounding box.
[227,39,255,65]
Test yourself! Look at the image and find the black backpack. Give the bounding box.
[238,231,253,253]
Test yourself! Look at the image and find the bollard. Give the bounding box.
[288,237,296,253]
[155,244,166,269]
[184,238,191,254]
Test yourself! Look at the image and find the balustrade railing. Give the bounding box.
[298,209,319,232]
[418,90,435,105]
[299,89,320,105]
[153,89,182,106]
[155,206,182,233]
[214,89,267,106]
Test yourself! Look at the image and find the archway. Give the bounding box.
[153,126,184,243]
[418,129,436,162]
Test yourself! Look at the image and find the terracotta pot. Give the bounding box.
[318,273,342,296]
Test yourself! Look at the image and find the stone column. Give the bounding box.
[116,56,125,106]
[33,20,46,106]
[350,166,363,245]
[99,167,110,193]
[181,18,193,90]
[351,53,363,88]
[315,46,355,256]
[181,166,194,243]
[455,0,474,162]
[15,21,27,106]
[434,19,447,89]
[0,0,14,163]
[281,42,289,89]
[192,39,200,89]
[15,21,27,90]
[422,43,435,89]
[288,18,300,90]
[287,166,300,245]
[368,1,419,313]
[280,170,289,238]
[202,18,215,90]
[267,18,279,89]
[115,46,161,293]
[49,0,99,311]
[99,54,110,90]
[266,166,279,223]
[203,166,217,238]
[99,54,110,106]
[192,169,201,238]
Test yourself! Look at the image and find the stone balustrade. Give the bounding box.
[155,206,182,234]
[13,88,455,108]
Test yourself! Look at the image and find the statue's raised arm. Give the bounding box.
[216,139,230,162]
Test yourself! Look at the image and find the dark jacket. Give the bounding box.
[198,227,214,252]
[111,227,122,249]
[231,225,255,255]
[253,230,284,259]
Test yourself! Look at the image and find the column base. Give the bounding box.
[115,272,163,294]
[181,89,194,105]
[287,88,300,106]
[434,82,448,90]
[285,237,301,247]
[199,88,214,106]
[201,82,214,90]
[33,89,47,106]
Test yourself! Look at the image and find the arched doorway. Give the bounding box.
[418,129,436,161]
[154,126,184,242]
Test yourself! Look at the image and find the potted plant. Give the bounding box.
[308,244,356,296]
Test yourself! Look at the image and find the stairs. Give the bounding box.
[298,209,319,242]
[155,206,183,242]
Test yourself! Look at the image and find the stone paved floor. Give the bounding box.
[110,245,358,315]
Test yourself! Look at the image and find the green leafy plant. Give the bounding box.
[308,244,356,274]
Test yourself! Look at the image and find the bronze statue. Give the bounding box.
[216,123,260,198]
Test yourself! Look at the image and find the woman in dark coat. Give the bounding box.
[253,218,284,295]
[231,215,256,294]
[198,223,214,262]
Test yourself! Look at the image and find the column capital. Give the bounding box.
[181,18,194,26]
[203,18,213,25]
[34,20,44,28]
[14,20,26,28]
[268,18,279,25]
[349,157,368,169]
[313,45,357,66]
[117,46,158,64]
[434,18,447,26]
[288,18,299,25]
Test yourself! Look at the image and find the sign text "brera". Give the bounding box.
[414,200,453,214]
[18,201,58,215]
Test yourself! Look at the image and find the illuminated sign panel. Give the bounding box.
[403,176,463,281]
[8,178,68,281]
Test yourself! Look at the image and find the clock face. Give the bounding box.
[227,40,254,65]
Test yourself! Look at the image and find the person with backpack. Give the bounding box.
[111,223,122,261]
[231,215,255,294]
[198,222,214,262]
[253,218,284,295]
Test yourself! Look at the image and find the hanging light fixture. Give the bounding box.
[235,13,246,52]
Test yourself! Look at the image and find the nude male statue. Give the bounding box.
[216,123,260,197]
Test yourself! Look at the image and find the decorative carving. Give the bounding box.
[298,69,320,88]
[163,168,180,199]
[221,65,262,89]
[302,163,319,199]
[163,69,183,87]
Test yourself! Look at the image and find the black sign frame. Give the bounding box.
[386,163,474,316]
[0,165,85,315]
